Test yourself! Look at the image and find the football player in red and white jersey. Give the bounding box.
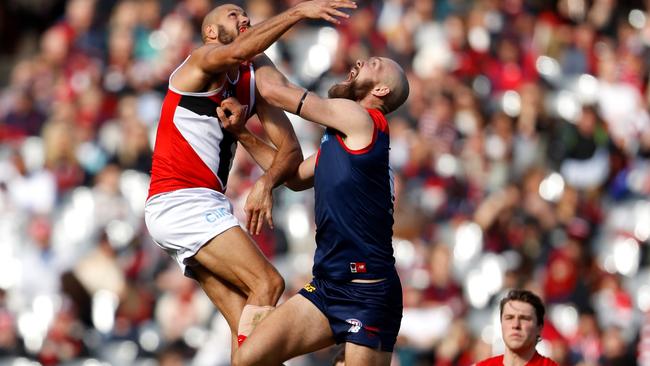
[477,290,558,366]
[144,0,357,359]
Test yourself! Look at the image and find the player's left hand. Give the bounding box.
[245,175,274,235]
[217,97,247,134]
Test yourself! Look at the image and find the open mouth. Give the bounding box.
[239,26,248,33]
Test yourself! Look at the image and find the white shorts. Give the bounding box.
[144,187,242,278]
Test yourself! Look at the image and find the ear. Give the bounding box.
[371,85,390,98]
[205,24,217,40]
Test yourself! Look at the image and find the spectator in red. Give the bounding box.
[477,289,558,366]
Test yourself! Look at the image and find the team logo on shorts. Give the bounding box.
[346,318,362,333]
[205,208,231,223]
[303,283,316,293]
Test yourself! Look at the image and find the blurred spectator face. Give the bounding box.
[601,326,626,359]
[500,300,541,353]
[41,27,70,66]
[139,0,161,29]
[66,0,96,34]
[577,107,597,135]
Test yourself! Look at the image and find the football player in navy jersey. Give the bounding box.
[217,55,409,365]
[144,1,357,359]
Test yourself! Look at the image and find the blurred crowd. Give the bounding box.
[1,0,649,365]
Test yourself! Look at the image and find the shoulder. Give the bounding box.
[476,355,503,366]
[535,354,559,366]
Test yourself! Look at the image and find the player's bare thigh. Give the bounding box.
[192,225,284,304]
[344,342,392,366]
[234,294,335,366]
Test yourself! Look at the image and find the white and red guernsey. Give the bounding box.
[148,62,255,199]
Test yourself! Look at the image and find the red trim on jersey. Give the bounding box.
[235,64,255,118]
[476,352,558,366]
[335,109,388,155]
[148,89,224,199]
[367,108,389,134]
[315,148,321,167]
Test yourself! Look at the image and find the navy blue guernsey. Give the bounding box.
[313,108,395,281]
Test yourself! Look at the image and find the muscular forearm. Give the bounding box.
[232,8,303,61]
[265,138,302,189]
[254,62,305,113]
[236,129,311,191]
[202,10,304,73]
[237,128,277,171]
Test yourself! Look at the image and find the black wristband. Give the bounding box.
[296,90,308,116]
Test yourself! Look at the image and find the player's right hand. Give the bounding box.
[295,0,357,24]
[217,97,247,135]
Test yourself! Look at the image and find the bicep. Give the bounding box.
[299,96,371,135]
[197,45,242,74]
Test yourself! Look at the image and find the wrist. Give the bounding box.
[258,173,276,190]
[288,4,304,19]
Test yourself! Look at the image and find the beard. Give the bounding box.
[217,25,236,44]
[327,78,374,101]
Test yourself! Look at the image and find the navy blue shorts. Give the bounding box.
[298,271,403,352]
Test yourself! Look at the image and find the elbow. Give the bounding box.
[226,44,251,65]
[257,82,283,108]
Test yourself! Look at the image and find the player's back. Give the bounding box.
[148,62,255,199]
[312,108,395,281]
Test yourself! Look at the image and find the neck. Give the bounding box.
[503,347,536,366]
[359,96,383,113]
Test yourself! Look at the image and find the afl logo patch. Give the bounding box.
[346,318,362,333]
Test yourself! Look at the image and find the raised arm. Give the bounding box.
[252,54,373,141]
[196,1,356,74]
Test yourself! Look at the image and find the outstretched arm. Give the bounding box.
[252,54,373,141]
[197,1,356,74]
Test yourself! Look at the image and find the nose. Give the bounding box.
[356,59,363,68]
[240,15,250,26]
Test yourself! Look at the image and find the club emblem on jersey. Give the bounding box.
[222,88,234,99]
[346,319,362,333]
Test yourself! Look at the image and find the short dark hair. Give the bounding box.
[499,289,545,327]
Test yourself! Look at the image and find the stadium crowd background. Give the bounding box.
[0,0,649,365]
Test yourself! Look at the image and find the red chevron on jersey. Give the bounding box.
[148,61,255,199]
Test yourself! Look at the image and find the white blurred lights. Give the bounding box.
[535,56,560,79]
[287,204,310,239]
[637,284,650,312]
[92,290,119,334]
[576,74,599,104]
[0,257,21,290]
[629,9,647,29]
[556,91,581,122]
[549,304,579,338]
[465,255,505,308]
[453,222,483,262]
[539,172,565,202]
[501,90,521,117]
[612,237,640,277]
[633,201,650,242]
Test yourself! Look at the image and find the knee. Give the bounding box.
[264,268,285,302]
